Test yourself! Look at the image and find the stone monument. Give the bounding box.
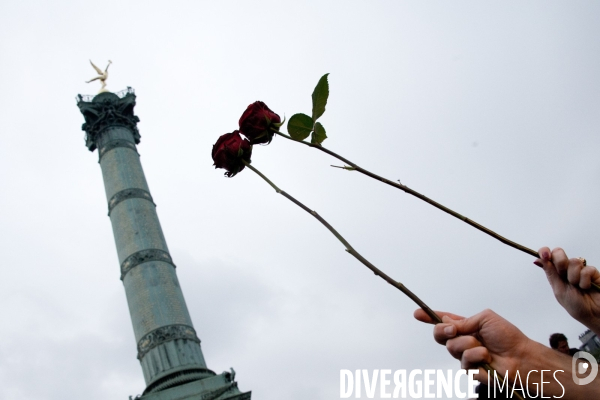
[76,85,250,400]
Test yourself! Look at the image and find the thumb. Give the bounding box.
[414,309,465,324]
[541,260,565,294]
[449,309,497,336]
[537,248,567,296]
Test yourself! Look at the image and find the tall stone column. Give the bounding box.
[77,88,250,400]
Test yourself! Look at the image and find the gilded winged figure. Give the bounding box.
[86,60,112,92]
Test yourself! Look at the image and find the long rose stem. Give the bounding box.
[243,161,523,400]
[276,132,536,255]
[244,161,440,322]
[275,131,600,293]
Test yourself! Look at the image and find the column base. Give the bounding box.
[138,370,250,400]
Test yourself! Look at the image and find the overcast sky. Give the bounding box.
[0,1,599,399]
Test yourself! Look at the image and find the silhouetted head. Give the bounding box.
[549,333,570,355]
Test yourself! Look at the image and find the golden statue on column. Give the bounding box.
[86,60,112,93]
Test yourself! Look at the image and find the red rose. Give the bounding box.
[212,131,252,177]
[239,101,281,145]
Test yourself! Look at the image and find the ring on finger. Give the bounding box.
[577,257,587,266]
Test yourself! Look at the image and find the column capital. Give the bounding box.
[77,87,141,152]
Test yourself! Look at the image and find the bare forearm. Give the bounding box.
[517,341,600,399]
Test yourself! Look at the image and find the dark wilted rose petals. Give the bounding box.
[212,130,252,177]
[239,101,281,145]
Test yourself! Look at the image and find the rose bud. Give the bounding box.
[239,101,282,145]
[212,130,253,177]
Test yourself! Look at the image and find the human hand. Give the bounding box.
[414,308,598,399]
[536,247,600,335]
[414,308,532,381]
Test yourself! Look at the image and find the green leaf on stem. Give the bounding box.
[311,73,329,121]
[287,113,314,141]
[311,122,327,144]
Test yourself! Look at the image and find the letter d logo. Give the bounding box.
[572,351,598,385]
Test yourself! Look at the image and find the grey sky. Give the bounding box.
[0,1,599,399]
